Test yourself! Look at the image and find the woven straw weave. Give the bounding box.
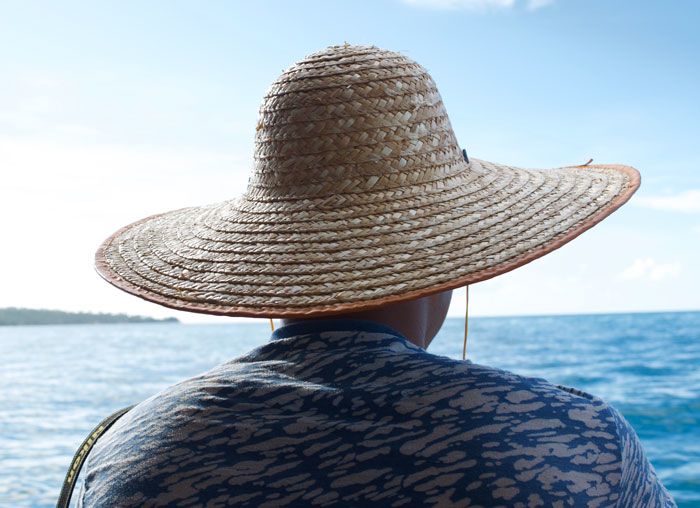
[95,44,640,317]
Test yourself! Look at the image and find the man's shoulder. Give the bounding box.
[80,366,242,506]
[411,357,676,505]
[413,352,615,416]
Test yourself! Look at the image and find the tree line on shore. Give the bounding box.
[0,307,179,326]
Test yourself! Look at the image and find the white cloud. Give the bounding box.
[22,73,68,91]
[635,189,700,213]
[619,258,681,282]
[526,0,554,9]
[400,0,555,10]
[0,135,250,321]
[401,0,512,8]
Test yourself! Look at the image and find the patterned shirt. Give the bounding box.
[79,319,675,507]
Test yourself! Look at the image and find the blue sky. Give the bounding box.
[0,0,698,322]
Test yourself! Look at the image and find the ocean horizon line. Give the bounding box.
[2,307,698,328]
[180,308,700,325]
[450,308,700,320]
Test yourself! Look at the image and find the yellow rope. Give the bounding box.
[269,318,275,331]
[462,285,469,360]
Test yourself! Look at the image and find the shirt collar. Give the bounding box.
[270,318,407,342]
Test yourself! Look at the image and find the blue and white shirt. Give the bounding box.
[80,319,675,507]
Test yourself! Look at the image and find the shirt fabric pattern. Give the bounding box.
[79,319,675,507]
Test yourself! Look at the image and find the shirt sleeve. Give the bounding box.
[608,405,677,507]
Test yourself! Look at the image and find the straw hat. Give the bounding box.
[95,44,640,318]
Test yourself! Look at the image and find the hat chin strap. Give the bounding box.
[462,286,470,361]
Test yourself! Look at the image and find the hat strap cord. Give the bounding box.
[462,285,469,361]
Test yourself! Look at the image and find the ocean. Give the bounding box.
[1,312,698,507]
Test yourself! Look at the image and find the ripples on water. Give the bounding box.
[1,312,698,507]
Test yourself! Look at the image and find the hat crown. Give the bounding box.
[246,44,464,201]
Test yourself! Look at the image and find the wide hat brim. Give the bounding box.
[95,159,639,318]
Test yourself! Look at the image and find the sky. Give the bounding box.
[0,0,698,323]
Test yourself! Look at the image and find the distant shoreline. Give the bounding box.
[0,307,179,326]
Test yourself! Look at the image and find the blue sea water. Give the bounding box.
[0,312,698,507]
